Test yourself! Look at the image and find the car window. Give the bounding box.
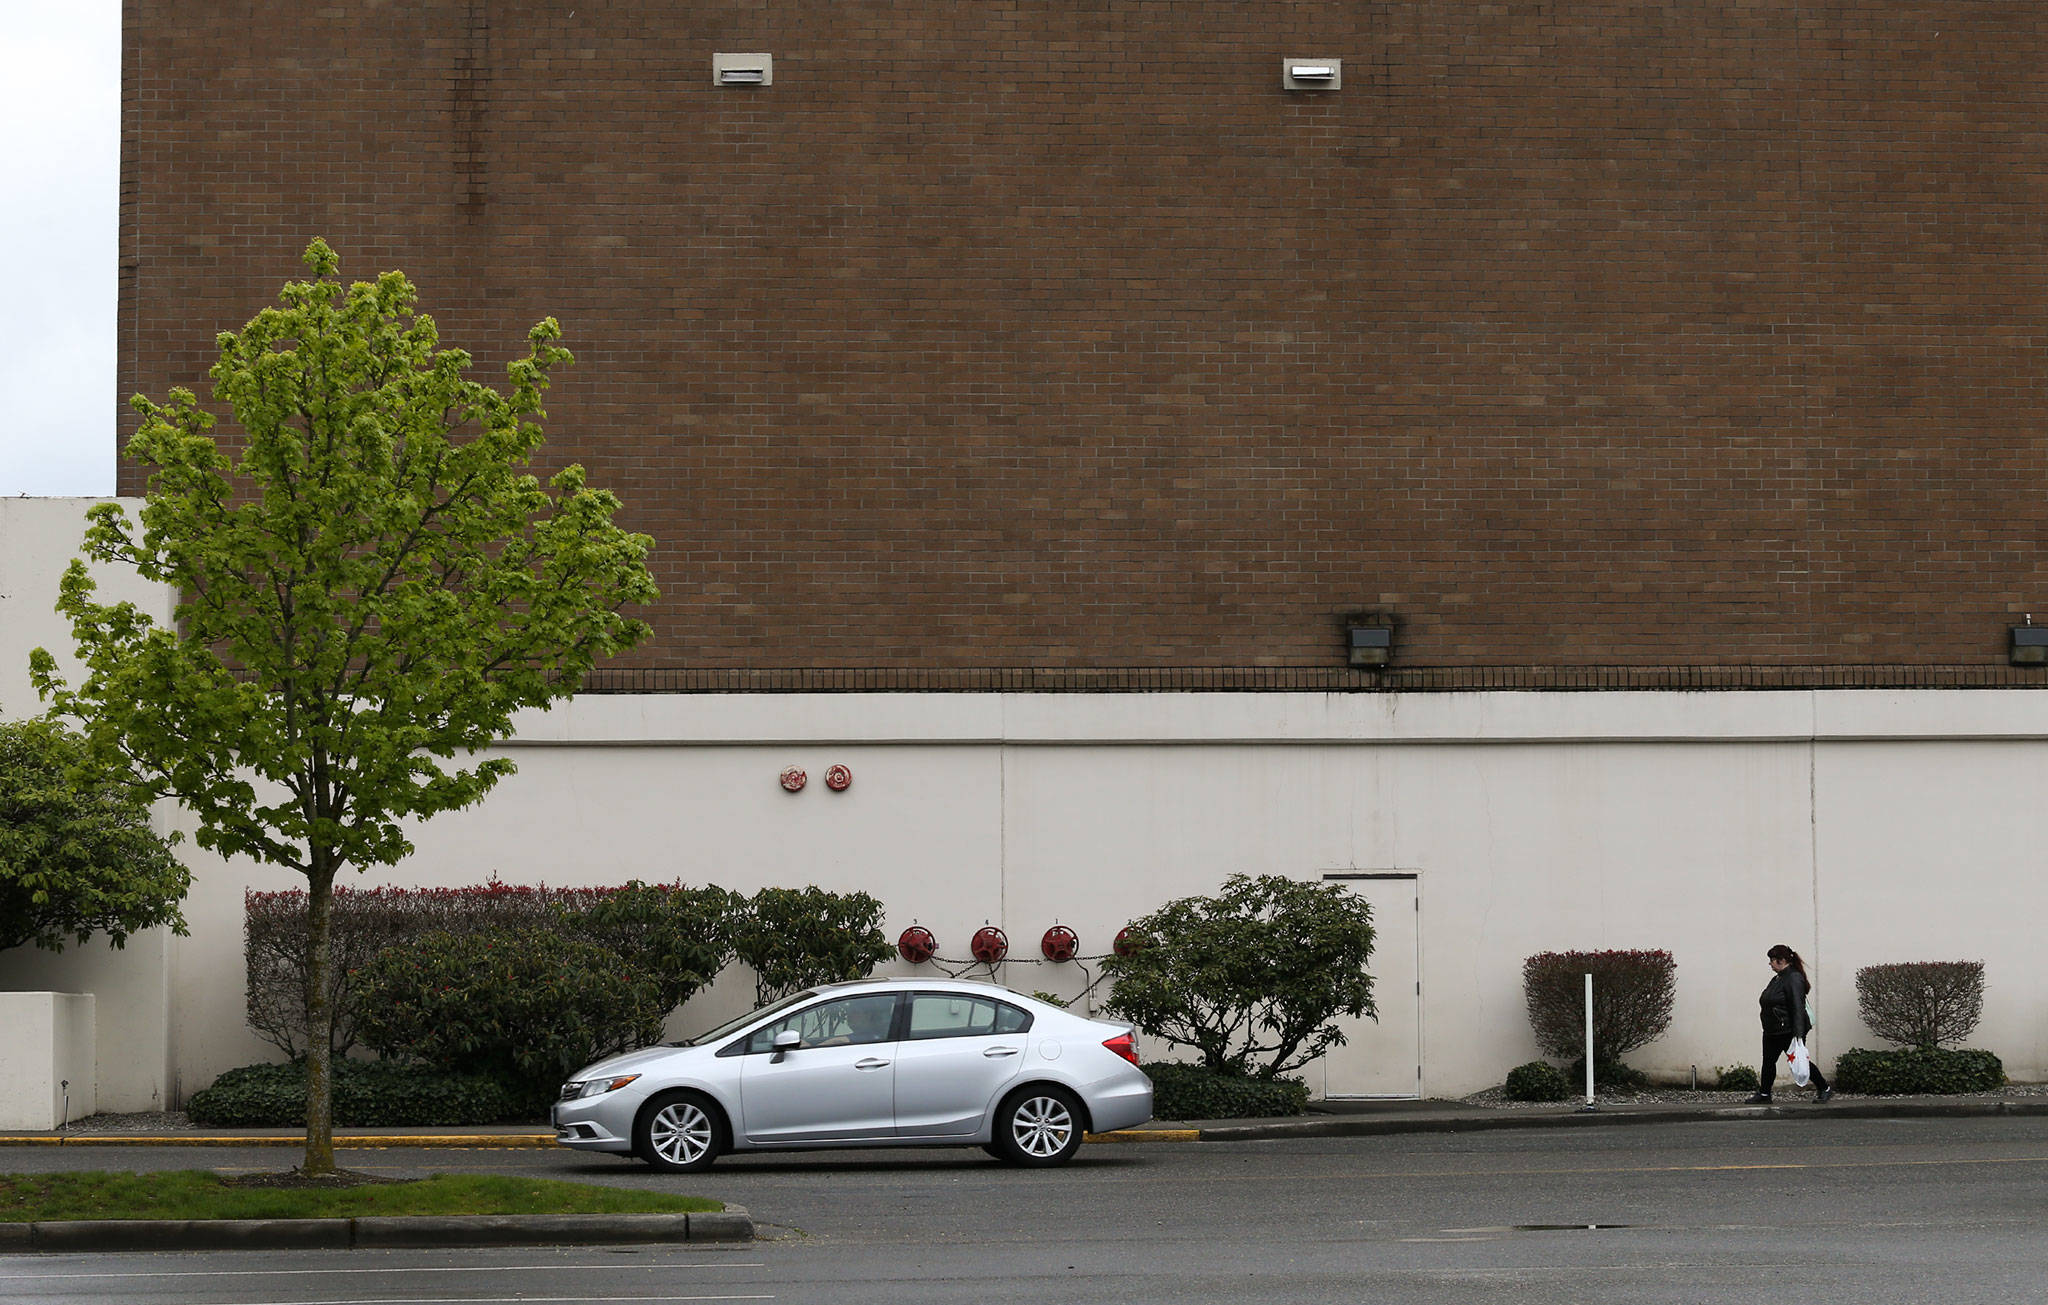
[743,993,899,1053]
[906,994,1032,1040]
[676,989,816,1047]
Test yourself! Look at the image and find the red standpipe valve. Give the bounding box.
[1040,924,1080,963]
[897,926,937,965]
[970,926,1009,964]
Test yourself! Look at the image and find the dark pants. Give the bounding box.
[1761,1032,1829,1094]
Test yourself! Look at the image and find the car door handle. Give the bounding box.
[983,1046,1020,1058]
[855,1058,891,1070]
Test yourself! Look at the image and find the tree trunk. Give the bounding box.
[301,858,338,1176]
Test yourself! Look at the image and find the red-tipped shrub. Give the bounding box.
[1522,949,1677,1068]
[1854,961,1985,1050]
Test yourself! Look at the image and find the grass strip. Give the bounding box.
[0,1172,720,1222]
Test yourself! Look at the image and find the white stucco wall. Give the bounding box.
[157,689,2048,1101]
[1,498,179,1113]
[0,993,95,1130]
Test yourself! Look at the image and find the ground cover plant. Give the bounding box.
[185,1059,527,1128]
[0,1172,719,1223]
[1144,1063,1311,1119]
[1832,1047,2005,1095]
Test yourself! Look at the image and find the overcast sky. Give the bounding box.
[2,2,119,498]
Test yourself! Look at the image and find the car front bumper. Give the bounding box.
[551,1097,638,1154]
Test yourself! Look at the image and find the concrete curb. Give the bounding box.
[0,1208,752,1253]
[7,1101,2043,1150]
[1195,1098,2048,1142]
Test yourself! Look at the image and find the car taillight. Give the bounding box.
[1103,1032,1140,1066]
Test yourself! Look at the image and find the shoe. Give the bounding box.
[1742,1093,1771,1104]
[1816,1087,1834,1103]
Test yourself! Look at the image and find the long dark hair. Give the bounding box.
[1767,943,1812,988]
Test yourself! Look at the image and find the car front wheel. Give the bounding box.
[634,1091,727,1173]
[991,1085,1085,1167]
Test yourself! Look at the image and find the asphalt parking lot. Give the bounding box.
[5,1117,2047,1303]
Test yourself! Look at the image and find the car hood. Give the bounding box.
[571,1043,699,1081]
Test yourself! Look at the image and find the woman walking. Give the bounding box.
[1747,944,1832,1103]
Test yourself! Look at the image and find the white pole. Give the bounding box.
[1583,972,1596,1107]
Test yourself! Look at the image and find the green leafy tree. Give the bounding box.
[732,886,896,1004]
[31,241,656,1174]
[0,716,191,952]
[1102,874,1377,1079]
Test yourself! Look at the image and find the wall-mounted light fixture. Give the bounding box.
[2012,620,2047,666]
[1283,58,1341,91]
[713,53,773,86]
[1347,621,1392,669]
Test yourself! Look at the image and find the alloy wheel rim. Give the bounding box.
[1012,1095,1074,1158]
[651,1101,713,1164]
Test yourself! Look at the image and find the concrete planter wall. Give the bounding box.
[0,993,95,1130]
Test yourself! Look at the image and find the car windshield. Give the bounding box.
[666,989,818,1046]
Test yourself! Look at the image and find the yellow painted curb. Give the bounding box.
[1085,1129,1199,1143]
[0,1135,557,1149]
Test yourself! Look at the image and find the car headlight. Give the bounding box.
[560,1074,640,1100]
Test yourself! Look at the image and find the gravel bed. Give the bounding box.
[1462,1082,2048,1109]
[55,1110,197,1134]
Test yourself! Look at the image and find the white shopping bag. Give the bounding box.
[1786,1037,1811,1088]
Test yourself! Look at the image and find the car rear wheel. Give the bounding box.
[634,1090,727,1173]
[991,1085,1085,1167]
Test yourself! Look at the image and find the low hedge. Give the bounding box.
[1503,1060,1571,1102]
[1715,1064,1761,1093]
[1144,1062,1310,1121]
[1831,1047,2005,1095]
[186,1059,532,1128]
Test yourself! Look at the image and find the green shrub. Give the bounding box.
[244,879,737,1058]
[1144,1062,1311,1120]
[1854,961,1986,1050]
[1715,1064,1760,1092]
[572,881,743,1014]
[1832,1047,2005,1095]
[732,887,896,1004]
[186,1059,527,1127]
[1102,874,1377,1078]
[1503,1060,1571,1102]
[356,926,667,1101]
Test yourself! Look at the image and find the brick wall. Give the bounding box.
[120,2,2048,683]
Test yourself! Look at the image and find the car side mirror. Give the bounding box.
[770,1028,801,1061]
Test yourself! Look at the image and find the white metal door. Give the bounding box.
[1319,873,1422,1099]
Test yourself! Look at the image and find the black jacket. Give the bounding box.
[1760,969,1812,1039]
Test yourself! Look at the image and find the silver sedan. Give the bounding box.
[552,977,1153,1171]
